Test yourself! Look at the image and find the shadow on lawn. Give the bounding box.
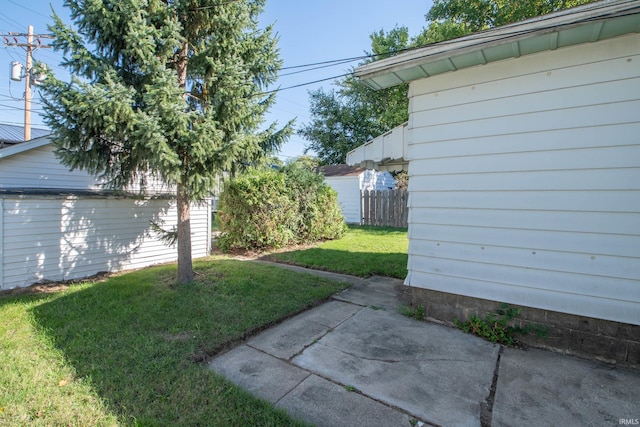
[28,261,311,426]
[264,247,408,280]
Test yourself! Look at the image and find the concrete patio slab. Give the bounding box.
[208,344,310,404]
[333,275,408,311]
[293,307,500,427]
[293,299,364,329]
[207,267,639,427]
[248,300,362,360]
[276,374,414,427]
[493,347,640,427]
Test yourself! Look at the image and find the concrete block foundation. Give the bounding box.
[411,287,640,368]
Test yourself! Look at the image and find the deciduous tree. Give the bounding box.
[426,0,596,34]
[302,0,597,165]
[299,27,411,165]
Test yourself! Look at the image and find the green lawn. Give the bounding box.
[1,225,407,425]
[0,258,349,426]
[267,225,409,279]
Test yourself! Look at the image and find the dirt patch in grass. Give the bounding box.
[211,240,320,260]
[0,272,112,298]
[159,331,197,342]
[0,283,70,297]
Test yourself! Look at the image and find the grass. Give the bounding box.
[0,257,349,426]
[268,225,408,279]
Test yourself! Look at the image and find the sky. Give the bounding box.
[0,0,433,159]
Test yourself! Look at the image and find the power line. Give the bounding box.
[0,118,46,127]
[0,103,43,112]
[260,3,640,96]
[281,55,370,71]
[279,58,360,77]
[0,12,22,30]
[0,93,23,101]
[278,0,640,75]
[6,0,51,20]
[3,0,621,111]
[257,72,353,97]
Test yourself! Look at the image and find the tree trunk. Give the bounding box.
[177,181,194,283]
[176,40,193,284]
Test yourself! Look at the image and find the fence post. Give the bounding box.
[372,189,377,226]
[362,190,369,225]
[390,190,396,227]
[381,190,387,227]
[402,190,408,227]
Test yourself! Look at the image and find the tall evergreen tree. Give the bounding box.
[41,0,292,283]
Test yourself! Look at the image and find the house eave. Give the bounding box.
[346,122,409,171]
[0,188,176,200]
[0,135,52,159]
[355,0,640,89]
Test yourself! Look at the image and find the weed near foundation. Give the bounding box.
[455,303,547,346]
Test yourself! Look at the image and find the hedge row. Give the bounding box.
[216,165,347,251]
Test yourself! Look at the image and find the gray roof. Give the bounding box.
[320,164,366,177]
[356,0,640,89]
[0,188,174,199]
[0,123,50,147]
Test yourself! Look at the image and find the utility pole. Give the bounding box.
[24,25,34,141]
[4,26,53,141]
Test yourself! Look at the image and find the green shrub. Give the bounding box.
[216,169,298,251]
[216,165,347,251]
[308,185,348,241]
[282,163,346,243]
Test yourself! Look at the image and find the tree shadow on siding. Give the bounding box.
[3,195,174,289]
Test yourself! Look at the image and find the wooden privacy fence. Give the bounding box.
[361,189,408,228]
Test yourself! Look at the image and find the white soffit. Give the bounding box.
[356,0,640,89]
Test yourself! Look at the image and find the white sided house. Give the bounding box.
[347,122,409,172]
[351,0,640,365]
[321,165,395,224]
[0,136,211,290]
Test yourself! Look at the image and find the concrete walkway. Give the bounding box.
[208,264,640,427]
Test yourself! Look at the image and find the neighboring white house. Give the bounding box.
[347,122,409,172]
[0,135,211,290]
[350,0,640,365]
[321,165,395,224]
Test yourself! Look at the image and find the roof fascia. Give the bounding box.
[0,135,52,159]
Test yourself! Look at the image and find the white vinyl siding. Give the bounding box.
[325,170,396,224]
[1,196,210,290]
[0,139,212,289]
[190,200,211,257]
[324,177,361,224]
[405,34,640,325]
[0,144,102,189]
[0,143,172,194]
